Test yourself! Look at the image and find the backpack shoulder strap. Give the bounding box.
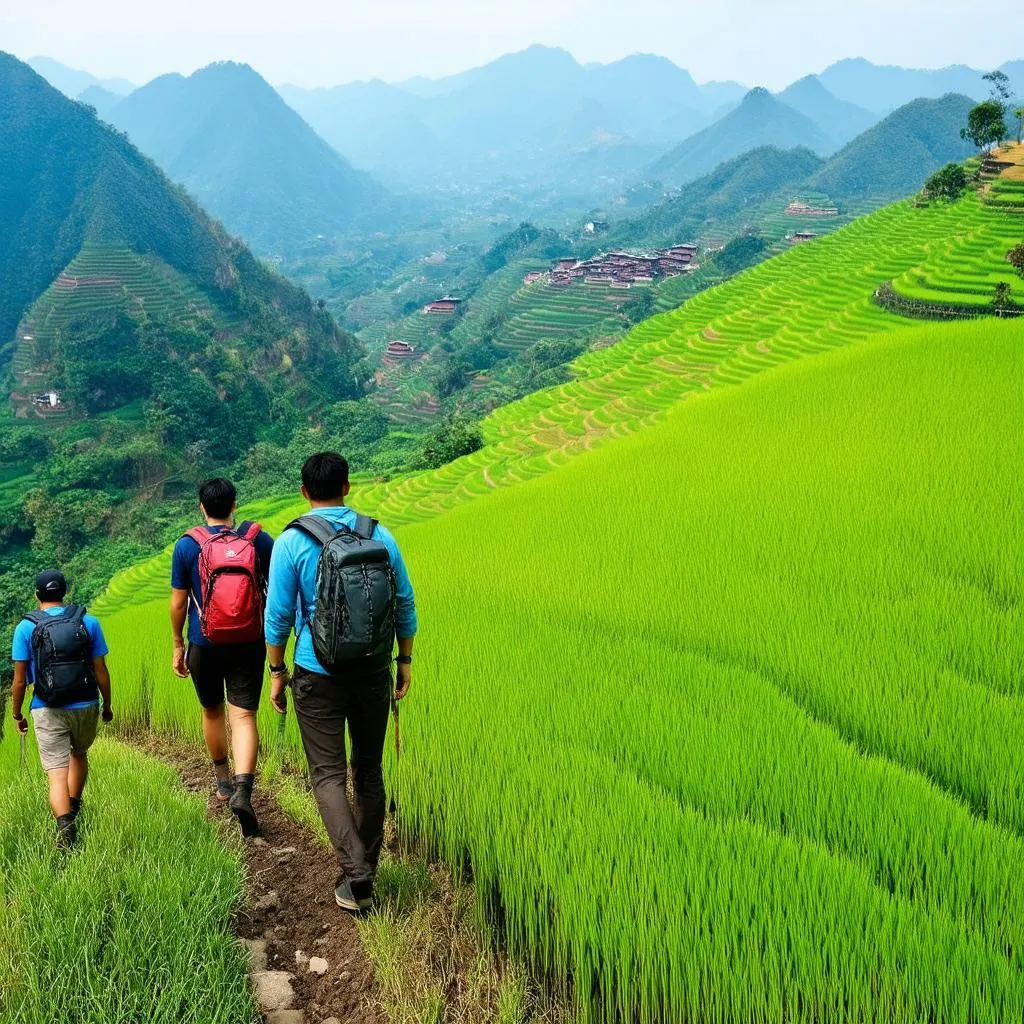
[241,521,262,543]
[24,611,48,629]
[353,514,378,541]
[185,526,210,547]
[285,515,339,548]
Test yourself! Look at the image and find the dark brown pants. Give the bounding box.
[291,664,392,886]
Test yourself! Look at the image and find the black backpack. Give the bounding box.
[25,606,97,707]
[286,514,397,672]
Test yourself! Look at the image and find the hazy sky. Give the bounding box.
[3,0,1021,89]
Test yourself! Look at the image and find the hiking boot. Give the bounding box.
[69,796,82,820]
[214,778,235,803]
[56,813,78,850]
[228,775,259,837]
[335,876,373,913]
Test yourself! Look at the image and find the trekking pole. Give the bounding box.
[19,730,26,773]
[389,694,400,817]
[276,687,288,750]
[391,696,400,763]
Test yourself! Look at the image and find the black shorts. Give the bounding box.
[186,642,265,711]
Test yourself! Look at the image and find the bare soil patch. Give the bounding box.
[133,736,379,1024]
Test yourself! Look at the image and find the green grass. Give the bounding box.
[889,190,1023,308]
[92,319,1022,1021]
[81,188,1023,1020]
[0,735,255,1023]
[86,189,1023,579]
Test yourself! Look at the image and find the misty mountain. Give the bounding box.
[28,56,134,98]
[648,88,835,187]
[776,75,877,147]
[808,93,976,201]
[817,58,1020,113]
[108,62,386,252]
[277,78,439,176]
[280,45,746,191]
[0,51,359,379]
[77,84,123,119]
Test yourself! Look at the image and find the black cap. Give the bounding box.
[35,571,68,601]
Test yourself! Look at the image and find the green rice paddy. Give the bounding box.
[10,186,1022,1021]
[0,736,254,1023]
[890,191,1023,308]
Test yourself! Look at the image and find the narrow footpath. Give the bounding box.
[135,737,380,1024]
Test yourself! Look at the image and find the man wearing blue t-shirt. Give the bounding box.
[265,452,417,913]
[10,571,113,848]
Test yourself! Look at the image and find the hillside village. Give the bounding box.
[546,243,700,286]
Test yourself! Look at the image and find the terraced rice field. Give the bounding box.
[488,279,632,353]
[92,189,1019,612]
[12,244,216,378]
[891,187,1023,308]
[76,189,1021,1020]
[91,317,1022,1022]
[0,468,31,514]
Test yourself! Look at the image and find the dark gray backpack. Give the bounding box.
[25,606,97,707]
[286,514,397,672]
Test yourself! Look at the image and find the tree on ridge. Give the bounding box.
[961,100,1009,155]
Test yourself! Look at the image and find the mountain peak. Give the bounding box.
[107,58,384,251]
[742,86,776,105]
[649,84,834,186]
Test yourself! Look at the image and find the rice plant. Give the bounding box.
[0,735,255,1023]
[80,188,1023,1021]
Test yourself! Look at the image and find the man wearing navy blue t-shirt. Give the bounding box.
[170,478,273,834]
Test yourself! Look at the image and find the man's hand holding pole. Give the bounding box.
[10,662,29,734]
[394,637,414,701]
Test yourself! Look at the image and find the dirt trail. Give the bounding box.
[135,737,379,1024]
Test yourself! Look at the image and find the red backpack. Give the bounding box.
[185,522,265,645]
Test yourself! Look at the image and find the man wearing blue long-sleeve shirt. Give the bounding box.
[264,451,416,913]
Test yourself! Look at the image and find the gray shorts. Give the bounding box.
[31,705,100,771]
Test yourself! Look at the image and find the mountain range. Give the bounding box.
[27,55,134,98]
[818,57,1024,113]
[20,48,1021,260]
[649,88,836,187]
[0,51,361,412]
[106,62,386,252]
[278,46,748,189]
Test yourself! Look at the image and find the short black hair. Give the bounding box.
[199,478,237,519]
[302,452,349,501]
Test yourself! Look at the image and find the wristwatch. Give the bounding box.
[395,655,413,665]
[269,663,288,675]
[12,712,24,722]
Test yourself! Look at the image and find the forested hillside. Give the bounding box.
[108,62,386,252]
[0,52,367,618]
[809,93,975,200]
[622,146,826,242]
